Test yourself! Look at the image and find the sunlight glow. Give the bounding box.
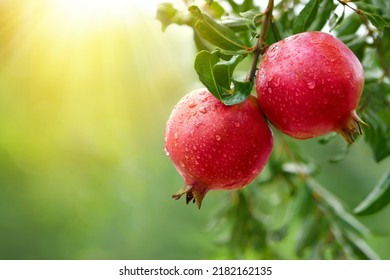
[51,0,138,27]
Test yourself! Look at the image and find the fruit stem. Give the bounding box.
[337,111,368,144]
[246,0,274,85]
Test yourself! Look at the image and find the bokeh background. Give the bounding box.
[0,0,389,259]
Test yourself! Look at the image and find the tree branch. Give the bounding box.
[246,0,274,85]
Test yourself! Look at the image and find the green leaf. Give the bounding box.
[328,222,357,259]
[218,17,248,32]
[329,6,346,32]
[189,5,248,51]
[295,214,325,257]
[345,35,367,60]
[213,55,244,89]
[208,1,225,19]
[344,231,381,260]
[336,13,364,36]
[363,109,390,162]
[240,9,261,34]
[307,179,370,237]
[365,12,390,30]
[194,50,224,100]
[194,51,251,105]
[354,170,390,216]
[353,1,390,30]
[310,0,337,31]
[222,80,252,106]
[292,0,320,34]
[361,79,390,161]
[156,3,179,31]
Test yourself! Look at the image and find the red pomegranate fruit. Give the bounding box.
[165,89,273,208]
[256,31,365,143]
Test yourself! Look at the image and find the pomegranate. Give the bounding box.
[165,89,273,208]
[256,31,365,143]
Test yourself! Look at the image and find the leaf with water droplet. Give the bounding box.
[222,80,252,106]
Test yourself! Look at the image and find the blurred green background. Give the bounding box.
[0,0,389,260]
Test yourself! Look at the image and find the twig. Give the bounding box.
[337,0,364,15]
[246,0,274,85]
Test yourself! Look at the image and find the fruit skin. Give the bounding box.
[256,31,365,143]
[165,88,273,208]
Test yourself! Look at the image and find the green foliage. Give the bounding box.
[189,5,248,51]
[292,0,320,34]
[194,50,252,105]
[361,79,390,161]
[355,170,390,215]
[158,0,390,259]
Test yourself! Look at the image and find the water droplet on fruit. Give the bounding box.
[192,145,197,151]
[188,101,197,108]
[234,122,240,127]
[195,160,199,165]
[268,87,272,93]
[164,147,169,156]
[174,132,179,140]
[195,122,203,128]
[307,81,315,89]
[267,73,274,82]
[180,161,185,168]
[196,155,201,159]
[199,107,207,114]
[215,135,221,141]
[273,77,280,86]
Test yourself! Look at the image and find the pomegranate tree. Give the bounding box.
[256,31,365,143]
[165,89,273,208]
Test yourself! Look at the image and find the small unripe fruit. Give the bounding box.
[165,89,273,208]
[256,31,365,143]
